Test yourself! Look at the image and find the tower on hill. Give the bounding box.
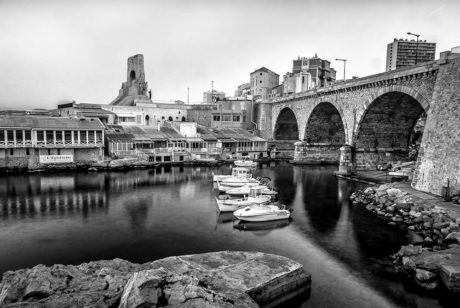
[110,54,150,106]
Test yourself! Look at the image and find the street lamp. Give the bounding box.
[407,32,420,65]
[335,58,347,81]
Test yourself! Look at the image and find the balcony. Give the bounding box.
[0,140,33,148]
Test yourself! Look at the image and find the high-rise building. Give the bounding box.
[386,38,436,71]
[292,56,336,87]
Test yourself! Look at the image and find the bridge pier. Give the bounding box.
[293,141,341,165]
[335,145,354,175]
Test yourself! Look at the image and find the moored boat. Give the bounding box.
[212,167,253,182]
[234,157,257,168]
[215,188,272,212]
[226,184,278,196]
[233,204,292,222]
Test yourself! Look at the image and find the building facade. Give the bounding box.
[292,56,336,88]
[203,90,226,104]
[250,67,279,99]
[210,99,255,130]
[386,38,436,71]
[0,116,104,170]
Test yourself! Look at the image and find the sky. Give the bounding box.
[0,0,459,109]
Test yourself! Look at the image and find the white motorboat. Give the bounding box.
[234,157,257,168]
[216,181,262,193]
[215,188,272,212]
[212,167,253,182]
[233,204,292,222]
[226,184,278,196]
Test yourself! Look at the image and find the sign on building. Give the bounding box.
[39,155,74,164]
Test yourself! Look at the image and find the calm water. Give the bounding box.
[0,162,448,307]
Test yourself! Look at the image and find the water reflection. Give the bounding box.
[233,219,291,232]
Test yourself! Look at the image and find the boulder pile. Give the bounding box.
[350,183,460,294]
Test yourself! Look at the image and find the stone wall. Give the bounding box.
[413,55,460,196]
[187,107,212,127]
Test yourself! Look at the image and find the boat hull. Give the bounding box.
[233,205,291,222]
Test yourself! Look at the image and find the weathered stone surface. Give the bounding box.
[0,251,311,308]
[445,232,460,245]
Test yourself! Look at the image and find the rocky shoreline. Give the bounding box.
[0,251,311,308]
[350,183,460,294]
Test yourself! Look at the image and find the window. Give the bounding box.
[26,148,30,156]
[88,131,95,143]
[46,131,54,144]
[7,130,14,142]
[37,131,44,142]
[213,115,220,121]
[57,149,61,155]
[168,116,173,121]
[25,131,31,141]
[260,80,262,83]
[65,131,72,143]
[233,115,240,122]
[16,130,23,142]
[96,131,102,143]
[10,149,13,156]
[81,131,87,143]
[0,131,4,142]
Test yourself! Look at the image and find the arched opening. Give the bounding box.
[274,108,299,140]
[295,102,345,164]
[145,115,150,126]
[130,70,136,81]
[181,116,186,122]
[355,92,426,169]
[168,116,173,122]
[304,102,345,144]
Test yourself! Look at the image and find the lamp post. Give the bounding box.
[187,87,189,104]
[335,58,347,81]
[407,32,420,65]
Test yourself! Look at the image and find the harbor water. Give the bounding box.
[0,162,451,307]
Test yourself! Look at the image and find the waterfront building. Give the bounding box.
[203,90,226,104]
[386,38,436,71]
[250,67,280,99]
[57,102,117,124]
[292,56,336,88]
[210,98,255,130]
[0,115,105,169]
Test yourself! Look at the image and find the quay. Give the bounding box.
[0,251,311,308]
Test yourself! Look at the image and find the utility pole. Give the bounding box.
[211,80,214,103]
[407,32,420,65]
[335,58,347,81]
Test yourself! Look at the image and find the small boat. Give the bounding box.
[215,188,272,212]
[233,204,292,222]
[212,167,253,182]
[216,180,262,193]
[226,184,278,196]
[234,157,257,168]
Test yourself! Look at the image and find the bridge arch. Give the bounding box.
[304,101,346,145]
[274,107,299,140]
[354,88,427,169]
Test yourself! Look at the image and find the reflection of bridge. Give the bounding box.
[257,52,460,196]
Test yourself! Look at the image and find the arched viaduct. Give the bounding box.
[256,52,460,197]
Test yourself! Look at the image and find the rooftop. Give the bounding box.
[0,115,105,130]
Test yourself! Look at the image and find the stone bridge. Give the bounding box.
[256,51,460,197]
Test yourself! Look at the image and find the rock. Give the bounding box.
[439,265,460,293]
[402,257,416,272]
[375,190,388,198]
[397,245,423,257]
[0,252,311,308]
[441,228,451,236]
[387,188,407,199]
[423,222,433,229]
[415,268,437,282]
[364,187,375,195]
[395,200,411,212]
[445,232,460,244]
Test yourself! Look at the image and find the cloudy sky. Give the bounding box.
[0,0,458,109]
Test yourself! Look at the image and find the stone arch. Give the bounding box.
[354,89,426,169]
[273,107,299,140]
[304,101,346,145]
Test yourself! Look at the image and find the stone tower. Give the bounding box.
[110,54,150,106]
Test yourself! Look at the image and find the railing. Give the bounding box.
[0,141,33,148]
[34,141,103,148]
